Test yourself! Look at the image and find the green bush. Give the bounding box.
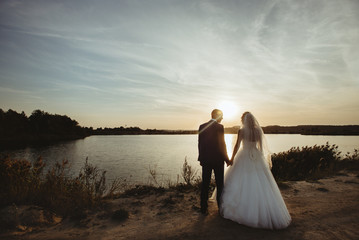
[271,142,343,181]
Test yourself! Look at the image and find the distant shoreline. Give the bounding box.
[2,125,359,151]
[93,125,359,136]
[1,109,359,150]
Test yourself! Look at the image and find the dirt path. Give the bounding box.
[1,172,359,240]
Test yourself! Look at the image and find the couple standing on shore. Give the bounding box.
[198,109,291,229]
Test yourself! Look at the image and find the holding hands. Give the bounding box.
[226,158,234,167]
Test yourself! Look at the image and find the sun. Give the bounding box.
[217,101,239,120]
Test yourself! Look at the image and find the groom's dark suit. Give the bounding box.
[198,119,229,212]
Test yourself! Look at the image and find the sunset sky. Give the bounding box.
[1,0,358,130]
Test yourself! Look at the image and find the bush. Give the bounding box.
[181,157,199,186]
[0,156,44,206]
[0,156,121,217]
[337,149,359,171]
[271,142,342,181]
[40,158,108,216]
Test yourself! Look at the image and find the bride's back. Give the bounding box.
[241,126,262,142]
[240,126,264,153]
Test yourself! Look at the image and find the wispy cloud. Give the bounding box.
[0,0,358,128]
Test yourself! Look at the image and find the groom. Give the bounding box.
[198,109,230,214]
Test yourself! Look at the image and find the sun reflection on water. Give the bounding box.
[225,134,237,159]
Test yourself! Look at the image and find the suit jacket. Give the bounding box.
[198,120,228,168]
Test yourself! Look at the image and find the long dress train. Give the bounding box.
[220,141,291,229]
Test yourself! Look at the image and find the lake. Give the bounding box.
[1,134,358,185]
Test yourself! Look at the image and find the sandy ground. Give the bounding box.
[1,171,359,240]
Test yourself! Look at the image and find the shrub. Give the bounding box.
[271,142,342,181]
[0,156,44,206]
[40,158,108,216]
[181,157,198,186]
[338,149,359,171]
[0,156,121,217]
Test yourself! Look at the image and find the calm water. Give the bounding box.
[2,134,358,184]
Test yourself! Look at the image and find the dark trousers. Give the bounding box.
[200,164,224,211]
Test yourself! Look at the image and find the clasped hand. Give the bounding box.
[226,159,234,167]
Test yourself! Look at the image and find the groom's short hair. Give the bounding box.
[211,109,223,120]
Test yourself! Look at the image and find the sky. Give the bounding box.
[0,0,358,130]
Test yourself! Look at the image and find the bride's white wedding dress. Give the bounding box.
[220,139,291,229]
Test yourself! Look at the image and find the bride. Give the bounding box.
[220,111,291,229]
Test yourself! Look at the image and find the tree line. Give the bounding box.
[92,127,196,135]
[1,108,358,149]
[225,125,359,135]
[262,125,359,135]
[0,109,91,149]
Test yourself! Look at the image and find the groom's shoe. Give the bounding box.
[200,208,209,215]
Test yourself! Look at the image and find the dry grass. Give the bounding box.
[0,156,121,217]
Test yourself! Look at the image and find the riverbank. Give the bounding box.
[1,170,358,240]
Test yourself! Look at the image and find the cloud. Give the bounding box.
[0,0,358,128]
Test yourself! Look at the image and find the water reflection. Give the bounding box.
[225,134,236,159]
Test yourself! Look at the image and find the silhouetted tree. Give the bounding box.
[28,109,82,135]
[0,109,89,148]
[1,109,28,136]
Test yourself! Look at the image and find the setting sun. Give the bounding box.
[217,101,239,120]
